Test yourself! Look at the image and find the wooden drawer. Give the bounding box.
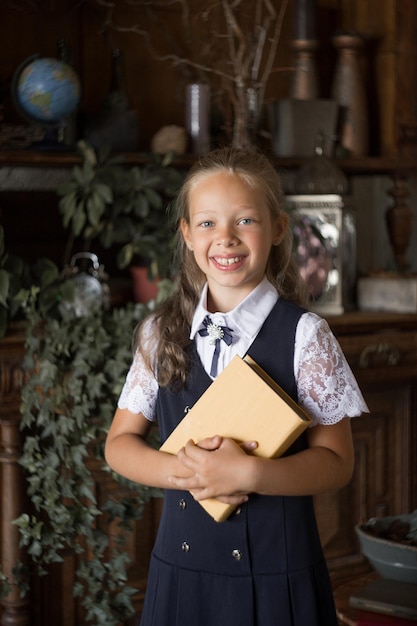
[336,329,417,382]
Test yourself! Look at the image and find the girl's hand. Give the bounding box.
[168,436,258,503]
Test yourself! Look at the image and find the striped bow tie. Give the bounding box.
[198,315,234,377]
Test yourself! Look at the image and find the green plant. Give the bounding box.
[57,140,184,280]
[1,141,180,621]
[0,225,76,338]
[1,286,168,624]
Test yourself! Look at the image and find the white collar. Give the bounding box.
[190,277,278,342]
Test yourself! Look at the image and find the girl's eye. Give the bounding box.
[199,220,213,228]
[239,217,254,225]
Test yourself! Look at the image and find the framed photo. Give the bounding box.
[286,194,356,315]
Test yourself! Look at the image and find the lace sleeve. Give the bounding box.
[295,313,369,425]
[117,318,159,421]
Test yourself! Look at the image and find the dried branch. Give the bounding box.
[86,0,288,84]
[257,0,289,116]
[82,0,290,146]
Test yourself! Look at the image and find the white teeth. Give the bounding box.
[215,256,241,266]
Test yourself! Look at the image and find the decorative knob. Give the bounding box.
[359,343,400,368]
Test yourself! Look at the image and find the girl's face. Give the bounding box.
[181,171,287,312]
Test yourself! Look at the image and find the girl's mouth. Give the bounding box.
[211,255,245,269]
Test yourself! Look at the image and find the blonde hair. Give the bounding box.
[138,146,307,387]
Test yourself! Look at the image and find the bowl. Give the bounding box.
[356,517,417,583]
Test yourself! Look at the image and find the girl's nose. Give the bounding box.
[217,226,238,247]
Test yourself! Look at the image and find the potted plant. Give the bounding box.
[57,140,184,293]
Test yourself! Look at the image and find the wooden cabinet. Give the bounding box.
[1,313,417,624]
[315,313,417,587]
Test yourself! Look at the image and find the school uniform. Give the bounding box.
[139,297,339,626]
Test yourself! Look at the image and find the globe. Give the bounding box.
[13,56,81,126]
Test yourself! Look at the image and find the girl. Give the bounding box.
[105,147,368,626]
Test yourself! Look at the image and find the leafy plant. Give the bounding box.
[1,286,168,624]
[0,225,76,338]
[57,140,184,280]
[0,224,30,337]
[1,139,182,621]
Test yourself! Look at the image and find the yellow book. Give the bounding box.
[160,354,312,522]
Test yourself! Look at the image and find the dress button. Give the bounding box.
[181,542,190,553]
[179,499,187,510]
[232,549,243,561]
[234,507,241,515]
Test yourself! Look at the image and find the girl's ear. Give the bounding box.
[180,218,193,250]
[272,212,289,246]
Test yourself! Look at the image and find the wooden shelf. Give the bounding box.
[327,310,417,335]
[1,149,417,175]
[1,150,417,194]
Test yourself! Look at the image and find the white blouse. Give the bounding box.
[118,278,369,426]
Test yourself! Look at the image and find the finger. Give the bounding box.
[195,435,223,450]
[180,438,218,462]
[240,440,258,453]
[177,444,198,468]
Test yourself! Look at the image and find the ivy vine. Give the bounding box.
[3,286,167,624]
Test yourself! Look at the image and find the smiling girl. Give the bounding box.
[105,147,368,626]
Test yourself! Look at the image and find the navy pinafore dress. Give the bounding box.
[140,298,338,626]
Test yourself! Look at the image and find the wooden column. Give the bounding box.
[0,325,30,626]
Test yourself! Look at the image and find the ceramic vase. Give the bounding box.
[331,33,369,157]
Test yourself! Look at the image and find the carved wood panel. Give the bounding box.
[0,324,30,626]
[315,382,416,586]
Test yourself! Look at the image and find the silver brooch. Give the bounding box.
[206,322,224,345]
